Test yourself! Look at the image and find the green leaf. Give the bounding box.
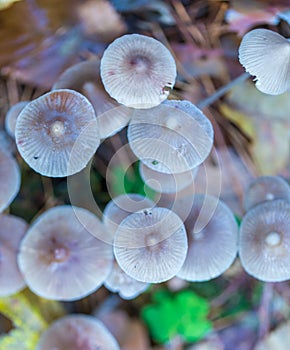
[141,289,212,344]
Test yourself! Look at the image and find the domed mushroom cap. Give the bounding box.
[36,314,120,350]
[53,61,132,139]
[238,29,290,95]
[18,205,113,301]
[5,101,29,139]
[244,176,290,212]
[239,199,290,282]
[15,89,100,177]
[0,150,21,212]
[114,206,188,283]
[0,214,28,297]
[128,100,214,173]
[177,195,238,282]
[139,161,198,193]
[100,34,177,109]
[105,260,149,300]
[103,193,155,242]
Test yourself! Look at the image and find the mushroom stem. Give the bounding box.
[197,72,250,109]
[257,282,274,341]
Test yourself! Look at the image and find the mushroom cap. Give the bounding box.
[15,89,100,177]
[103,193,155,241]
[53,61,132,139]
[244,175,290,212]
[36,314,120,350]
[18,205,113,301]
[100,34,176,109]
[127,100,213,173]
[238,29,290,95]
[5,101,29,139]
[177,195,238,282]
[114,206,188,283]
[0,214,27,297]
[139,161,198,193]
[105,260,149,300]
[239,199,290,282]
[0,150,21,212]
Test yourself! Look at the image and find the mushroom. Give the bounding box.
[239,29,290,95]
[18,205,113,301]
[139,161,198,193]
[0,214,27,297]
[239,199,290,282]
[53,60,132,139]
[244,175,290,212]
[177,194,238,281]
[15,89,100,177]
[100,34,176,108]
[36,314,120,350]
[5,101,29,139]
[0,150,20,213]
[114,206,188,283]
[103,193,155,242]
[104,260,149,300]
[127,100,214,173]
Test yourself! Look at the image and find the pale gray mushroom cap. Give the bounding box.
[105,260,149,300]
[5,101,29,139]
[100,34,176,109]
[114,206,188,283]
[103,193,155,241]
[53,60,131,139]
[177,195,238,282]
[18,205,113,301]
[128,100,213,173]
[239,199,290,282]
[15,89,100,177]
[239,29,290,95]
[139,161,198,193]
[0,214,28,297]
[36,314,120,350]
[244,175,290,212]
[0,150,21,212]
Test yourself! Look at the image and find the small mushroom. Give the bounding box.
[139,161,198,193]
[239,199,290,282]
[114,206,188,283]
[100,34,176,108]
[239,29,290,95]
[15,89,100,177]
[0,214,27,297]
[5,101,29,139]
[128,100,214,173]
[177,195,238,281]
[0,150,20,213]
[244,175,290,212]
[36,314,120,350]
[18,205,113,301]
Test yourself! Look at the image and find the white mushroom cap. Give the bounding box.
[105,260,149,300]
[239,199,290,282]
[0,214,27,296]
[244,176,290,211]
[0,150,20,213]
[103,193,155,241]
[128,100,214,173]
[15,89,100,177]
[177,195,238,281]
[5,101,29,139]
[114,206,188,283]
[239,29,290,95]
[139,161,198,193]
[18,205,113,301]
[100,34,176,109]
[36,314,120,350]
